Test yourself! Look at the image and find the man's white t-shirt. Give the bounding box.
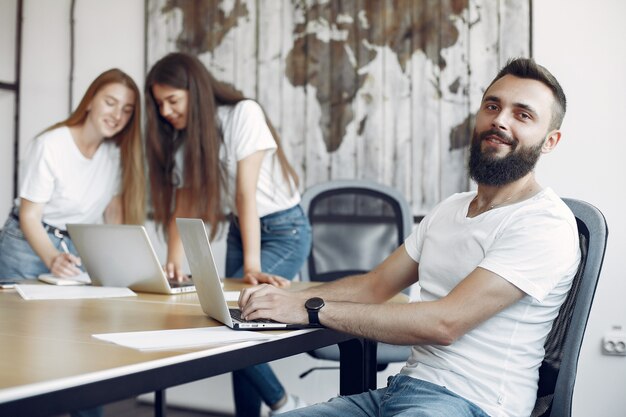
[401,188,580,417]
[174,100,299,217]
[18,126,121,229]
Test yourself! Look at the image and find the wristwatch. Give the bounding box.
[305,297,325,326]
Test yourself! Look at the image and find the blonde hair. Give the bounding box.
[46,69,146,224]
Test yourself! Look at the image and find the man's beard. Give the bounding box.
[468,129,543,186]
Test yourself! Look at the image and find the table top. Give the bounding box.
[0,280,340,407]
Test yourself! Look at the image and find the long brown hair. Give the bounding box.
[45,69,146,224]
[145,52,298,238]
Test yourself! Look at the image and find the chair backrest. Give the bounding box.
[531,198,608,417]
[300,180,413,286]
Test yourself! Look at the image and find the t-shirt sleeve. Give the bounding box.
[479,209,580,302]
[404,198,447,263]
[229,100,277,161]
[404,217,427,262]
[19,138,55,203]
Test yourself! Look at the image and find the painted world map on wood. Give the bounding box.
[147,0,530,215]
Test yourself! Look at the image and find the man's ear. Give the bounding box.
[541,129,562,154]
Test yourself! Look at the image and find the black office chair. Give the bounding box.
[531,198,608,417]
[299,179,413,377]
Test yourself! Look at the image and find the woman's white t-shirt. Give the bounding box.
[174,100,299,217]
[401,188,580,417]
[17,126,121,229]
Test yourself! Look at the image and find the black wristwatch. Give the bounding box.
[305,297,325,326]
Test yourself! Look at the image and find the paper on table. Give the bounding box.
[224,290,240,302]
[38,272,91,286]
[15,284,136,300]
[93,326,277,351]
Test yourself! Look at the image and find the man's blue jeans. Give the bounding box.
[281,374,490,417]
[226,205,312,417]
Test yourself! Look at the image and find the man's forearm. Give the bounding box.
[297,271,397,304]
[317,300,447,346]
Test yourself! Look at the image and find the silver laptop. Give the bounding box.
[177,218,315,330]
[66,224,195,295]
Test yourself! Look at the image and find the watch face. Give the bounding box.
[306,297,325,310]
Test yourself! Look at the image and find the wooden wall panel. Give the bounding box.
[146,0,531,216]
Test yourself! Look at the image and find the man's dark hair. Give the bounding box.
[486,58,567,129]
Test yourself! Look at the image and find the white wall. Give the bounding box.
[0,0,19,220]
[533,1,626,416]
[4,0,625,415]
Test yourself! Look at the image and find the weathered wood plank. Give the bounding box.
[410,0,443,214]
[329,0,359,182]
[281,1,307,189]
[303,2,331,188]
[500,0,531,64]
[257,0,282,123]
[234,0,257,97]
[439,0,471,200]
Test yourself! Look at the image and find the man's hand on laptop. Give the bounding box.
[243,271,291,288]
[238,284,307,324]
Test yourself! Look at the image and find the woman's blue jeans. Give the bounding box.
[281,374,490,417]
[0,210,80,279]
[226,205,311,417]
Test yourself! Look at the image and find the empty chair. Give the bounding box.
[299,179,414,376]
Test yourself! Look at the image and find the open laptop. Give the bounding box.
[177,218,317,330]
[66,224,195,295]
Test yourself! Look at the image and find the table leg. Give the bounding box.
[154,389,166,417]
[338,338,378,395]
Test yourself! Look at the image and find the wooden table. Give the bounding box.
[0,281,376,417]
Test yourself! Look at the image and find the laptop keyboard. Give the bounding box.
[229,309,277,324]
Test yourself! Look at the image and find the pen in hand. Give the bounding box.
[57,239,82,275]
[60,239,71,258]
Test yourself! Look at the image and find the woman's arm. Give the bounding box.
[19,199,82,277]
[104,195,123,224]
[235,150,290,287]
[165,188,193,281]
[235,151,264,275]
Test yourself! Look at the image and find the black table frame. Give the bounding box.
[0,329,378,417]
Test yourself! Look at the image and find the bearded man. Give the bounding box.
[240,58,580,417]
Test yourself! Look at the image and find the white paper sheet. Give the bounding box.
[93,326,276,351]
[223,290,240,302]
[38,272,91,286]
[15,284,136,300]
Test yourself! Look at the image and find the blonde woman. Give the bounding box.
[0,68,145,280]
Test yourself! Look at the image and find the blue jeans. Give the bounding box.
[282,374,489,417]
[0,211,80,279]
[226,205,312,417]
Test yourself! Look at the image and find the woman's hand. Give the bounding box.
[165,261,188,282]
[243,271,291,288]
[49,252,82,277]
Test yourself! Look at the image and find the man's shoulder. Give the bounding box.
[518,188,575,221]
